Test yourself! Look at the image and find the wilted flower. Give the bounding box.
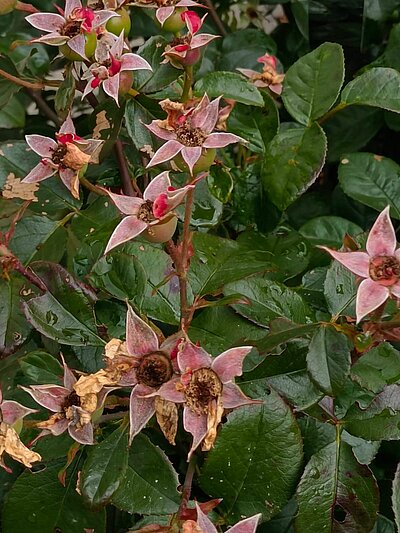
[132,0,202,26]
[26,0,116,59]
[149,340,259,459]
[82,32,152,105]
[320,206,400,322]
[162,11,218,68]
[0,389,41,473]
[184,503,261,533]
[104,171,194,253]
[21,358,109,445]
[22,114,103,199]
[238,52,284,95]
[146,95,244,174]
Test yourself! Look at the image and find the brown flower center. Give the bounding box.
[170,35,190,48]
[175,124,206,147]
[184,368,222,415]
[137,200,156,223]
[62,391,81,411]
[136,351,173,388]
[61,19,82,37]
[51,144,68,166]
[369,255,400,286]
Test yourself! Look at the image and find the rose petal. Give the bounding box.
[222,382,261,409]
[181,146,202,175]
[229,515,262,533]
[156,6,174,25]
[195,503,218,533]
[166,184,194,211]
[45,418,69,436]
[103,74,120,106]
[183,407,208,460]
[20,385,69,412]
[390,281,400,298]
[68,33,87,59]
[191,95,220,133]
[203,132,244,149]
[183,11,202,34]
[25,13,65,32]
[1,401,37,425]
[129,384,156,443]
[65,0,82,18]
[59,167,79,198]
[146,121,177,142]
[147,140,183,168]
[68,418,94,445]
[356,278,389,323]
[211,346,252,383]
[26,135,57,158]
[178,341,212,373]
[32,33,68,45]
[318,247,370,278]
[105,190,143,215]
[22,161,56,183]
[61,356,76,390]
[93,10,118,28]
[366,206,397,257]
[149,376,185,403]
[237,68,259,79]
[121,53,152,71]
[110,31,124,57]
[126,305,159,357]
[190,34,219,50]
[105,216,147,254]
[144,171,171,202]
[58,114,75,135]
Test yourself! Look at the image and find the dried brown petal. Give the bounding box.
[0,422,41,470]
[155,396,178,445]
[182,520,203,533]
[63,143,91,171]
[202,396,223,452]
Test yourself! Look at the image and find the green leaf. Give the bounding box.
[282,42,344,125]
[372,516,396,533]
[341,67,400,113]
[0,96,25,129]
[0,276,32,357]
[344,384,400,440]
[189,233,277,297]
[262,123,327,210]
[112,433,180,514]
[81,422,129,508]
[351,342,400,393]
[219,29,277,71]
[19,350,62,384]
[255,318,319,353]
[23,262,105,347]
[125,97,158,151]
[306,326,351,395]
[324,261,357,317]
[338,152,400,219]
[299,216,362,247]
[364,0,399,21]
[393,463,400,532]
[224,277,313,326]
[324,106,383,162]
[295,441,378,532]
[9,215,62,264]
[2,459,106,533]
[54,68,76,120]
[132,36,180,93]
[194,72,264,106]
[207,166,233,203]
[291,0,309,40]
[226,92,279,153]
[200,394,303,523]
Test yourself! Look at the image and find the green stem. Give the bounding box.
[318,102,348,125]
[179,188,194,331]
[178,454,197,518]
[182,66,193,103]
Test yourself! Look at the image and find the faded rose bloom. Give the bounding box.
[104,305,178,443]
[0,389,40,473]
[132,0,202,26]
[148,340,259,459]
[146,95,244,174]
[26,0,117,59]
[104,171,194,253]
[238,52,284,95]
[22,114,103,199]
[82,32,152,105]
[21,358,109,445]
[188,503,261,533]
[162,11,218,68]
[320,206,400,322]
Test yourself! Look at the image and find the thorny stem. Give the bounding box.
[179,188,195,330]
[178,454,197,519]
[182,66,193,103]
[0,68,44,90]
[114,140,137,197]
[79,176,107,196]
[26,89,60,127]
[204,0,227,36]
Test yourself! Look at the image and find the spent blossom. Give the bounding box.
[148,340,259,459]
[23,114,103,199]
[82,32,152,105]
[0,389,41,472]
[146,95,244,174]
[26,0,117,59]
[238,52,284,95]
[132,0,202,26]
[104,171,194,253]
[184,503,261,533]
[21,358,111,445]
[162,11,218,68]
[320,206,400,322]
